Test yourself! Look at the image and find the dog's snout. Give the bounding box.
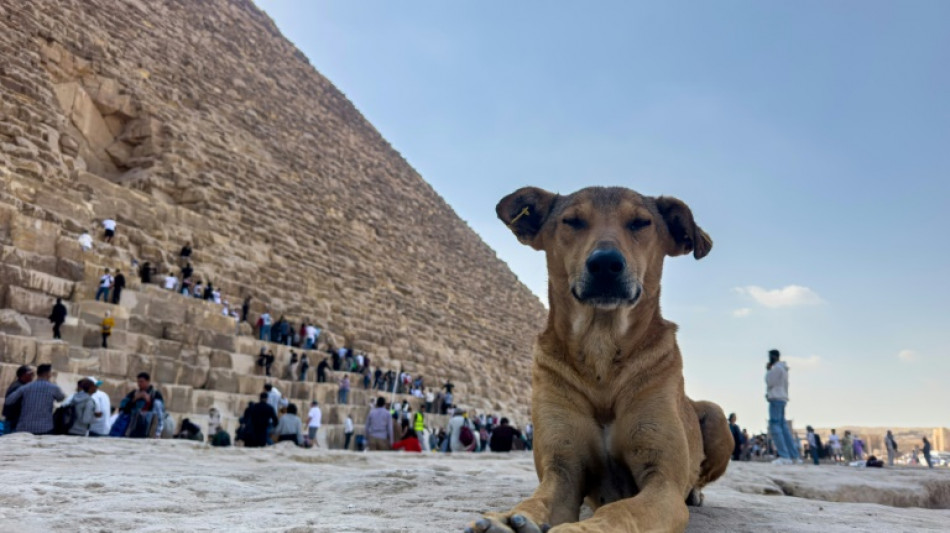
[586,248,626,278]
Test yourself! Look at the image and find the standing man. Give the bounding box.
[111,270,126,305]
[49,298,68,340]
[242,393,279,448]
[264,383,281,413]
[306,400,322,447]
[728,413,743,461]
[922,437,934,468]
[4,364,65,435]
[95,268,113,302]
[885,430,899,466]
[102,217,116,243]
[828,429,842,463]
[86,376,111,437]
[179,242,192,266]
[241,296,251,323]
[343,414,354,450]
[766,349,800,465]
[3,365,35,432]
[365,397,394,451]
[338,375,350,405]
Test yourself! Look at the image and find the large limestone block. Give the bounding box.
[184,363,210,389]
[163,322,198,345]
[77,300,130,324]
[230,352,257,375]
[10,215,59,256]
[3,286,56,318]
[154,339,184,359]
[197,330,236,352]
[237,374,266,395]
[152,356,182,385]
[209,350,232,369]
[206,368,238,393]
[35,341,71,367]
[0,309,31,336]
[0,265,75,299]
[289,381,314,401]
[129,315,165,339]
[162,384,193,414]
[144,296,188,323]
[0,334,37,365]
[98,349,130,378]
[125,352,153,379]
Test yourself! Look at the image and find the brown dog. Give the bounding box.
[466,186,732,533]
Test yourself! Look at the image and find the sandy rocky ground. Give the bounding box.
[0,434,948,533]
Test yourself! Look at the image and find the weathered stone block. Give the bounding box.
[0,309,31,336]
[152,356,181,385]
[0,334,37,365]
[162,384,193,413]
[10,215,58,256]
[3,285,56,317]
[206,368,238,393]
[98,349,129,378]
[209,350,232,369]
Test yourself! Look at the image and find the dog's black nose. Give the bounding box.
[586,248,626,279]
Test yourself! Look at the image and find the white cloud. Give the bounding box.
[732,308,751,318]
[784,355,822,370]
[898,349,917,362]
[734,285,823,308]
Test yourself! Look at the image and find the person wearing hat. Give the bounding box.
[3,365,35,432]
[86,376,111,437]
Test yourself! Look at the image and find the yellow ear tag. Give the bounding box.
[509,206,531,226]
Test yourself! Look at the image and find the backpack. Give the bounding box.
[53,404,77,435]
[109,413,131,437]
[459,423,475,447]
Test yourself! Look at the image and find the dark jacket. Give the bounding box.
[489,425,520,452]
[114,273,126,290]
[242,402,279,447]
[50,302,68,324]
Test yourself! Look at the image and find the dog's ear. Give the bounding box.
[655,196,712,259]
[496,187,559,250]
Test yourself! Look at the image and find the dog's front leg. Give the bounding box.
[467,391,600,533]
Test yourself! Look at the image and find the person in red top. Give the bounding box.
[392,425,422,453]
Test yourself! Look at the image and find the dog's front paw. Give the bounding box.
[464,513,550,533]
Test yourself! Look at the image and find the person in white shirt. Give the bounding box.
[306,400,322,447]
[343,414,354,450]
[264,383,281,413]
[85,376,111,437]
[828,429,842,463]
[163,274,178,291]
[95,269,113,302]
[102,218,116,243]
[78,231,93,251]
[212,290,222,304]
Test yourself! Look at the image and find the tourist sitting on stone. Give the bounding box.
[114,372,165,439]
[3,365,35,432]
[242,393,279,448]
[274,403,304,446]
[212,289,221,304]
[179,276,192,295]
[192,281,204,298]
[4,364,65,435]
[210,425,231,447]
[102,217,116,243]
[49,298,68,340]
[95,268,113,301]
[393,423,422,453]
[489,418,521,453]
[174,418,204,441]
[316,358,329,383]
[111,269,125,305]
[63,378,97,436]
[208,407,222,442]
[179,243,192,265]
[101,311,115,348]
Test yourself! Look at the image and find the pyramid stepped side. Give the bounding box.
[0,0,545,432]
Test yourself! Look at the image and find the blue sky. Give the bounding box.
[257,1,950,431]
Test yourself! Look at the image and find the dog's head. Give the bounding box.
[497,186,711,310]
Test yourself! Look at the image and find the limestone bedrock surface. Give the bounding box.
[0,435,948,532]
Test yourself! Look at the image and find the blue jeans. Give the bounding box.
[259,325,271,341]
[338,389,349,404]
[809,443,820,465]
[768,400,798,460]
[95,287,110,301]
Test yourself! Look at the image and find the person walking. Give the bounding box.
[49,298,68,340]
[806,426,820,465]
[922,437,934,468]
[765,349,800,465]
[101,311,115,348]
[885,430,898,466]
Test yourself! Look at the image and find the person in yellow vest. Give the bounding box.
[413,410,425,434]
[101,311,115,348]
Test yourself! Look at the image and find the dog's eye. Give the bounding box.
[562,217,587,230]
[627,218,652,231]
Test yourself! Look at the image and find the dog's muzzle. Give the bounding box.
[571,248,641,308]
